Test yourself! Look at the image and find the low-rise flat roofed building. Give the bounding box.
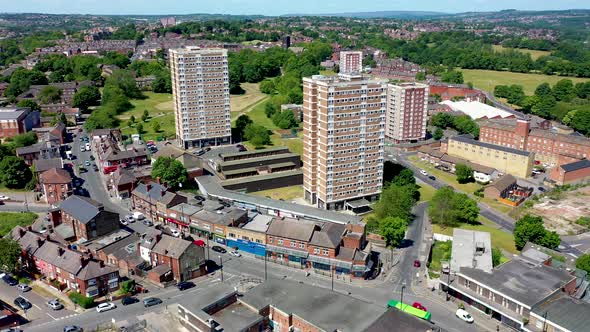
[451,229,492,273]
[446,135,534,178]
[526,292,590,332]
[0,107,40,141]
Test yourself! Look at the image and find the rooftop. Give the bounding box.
[33,158,63,173]
[0,107,30,120]
[60,195,105,224]
[241,279,386,332]
[488,174,517,192]
[451,229,493,273]
[458,259,574,307]
[151,234,193,259]
[266,217,317,242]
[210,301,263,332]
[363,308,441,332]
[242,214,273,233]
[40,168,72,184]
[531,292,590,332]
[441,100,514,120]
[450,135,531,157]
[560,159,590,173]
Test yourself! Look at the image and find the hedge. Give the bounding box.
[68,292,95,309]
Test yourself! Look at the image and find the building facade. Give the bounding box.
[302,74,386,210]
[170,47,231,149]
[386,83,429,143]
[0,107,40,141]
[339,51,362,74]
[39,168,73,206]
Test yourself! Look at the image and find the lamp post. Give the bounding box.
[206,236,210,261]
[446,270,451,301]
[400,281,406,311]
[264,252,268,281]
[219,255,224,282]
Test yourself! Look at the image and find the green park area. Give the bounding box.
[429,240,452,275]
[491,45,551,60]
[408,156,482,193]
[250,185,304,201]
[461,69,589,95]
[117,92,175,141]
[230,83,267,120]
[0,212,38,237]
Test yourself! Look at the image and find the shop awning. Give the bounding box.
[167,217,189,227]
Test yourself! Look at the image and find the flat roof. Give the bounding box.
[219,153,299,168]
[197,176,361,225]
[450,135,531,157]
[532,292,590,332]
[241,279,386,332]
[451,229,493,273]
[219,146,289,159]
[441,100,514,120]
[220,169,303,187]
[242,214,273,233]
[210,302,262,332]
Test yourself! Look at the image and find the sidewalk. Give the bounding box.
[30,280,84,314]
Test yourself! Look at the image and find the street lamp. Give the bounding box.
[218,255,224,282]
[264,252,268,281]
[400,281,407,311]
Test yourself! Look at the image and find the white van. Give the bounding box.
[85,143,91,151]
[132,212,145,220]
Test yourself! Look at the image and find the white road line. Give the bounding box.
[32,303,41,310]
[46,312,57,320]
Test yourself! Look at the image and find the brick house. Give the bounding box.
[33,158,63,176]
[483,174,517,199]
[15,140,60,166]
[40,168,73,205]
[59,195,120,241]
[0,107,41,141]
[131,182,187,222]
[96,233,144,277]
[549,159,590,185]
[148,234,206,283]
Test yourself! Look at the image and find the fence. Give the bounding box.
[433,233,453,242]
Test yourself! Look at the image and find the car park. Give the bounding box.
[2,275,18,286]
[63,326,83,332]
[96,302,116,313]
[16,284,31,292]
[47,299,64,310]
[121,297,139,306]
[143,297,162,307]
[230,251,241,257]
[176,281,195,291]
[456,309,474,323]
[212,246,227,254]
[13,296,32,310]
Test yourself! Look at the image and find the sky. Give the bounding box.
[1,0,588,16]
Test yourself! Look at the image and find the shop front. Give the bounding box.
[166,217,190,232]
[189,222,211,238]
[226,238,266,256]
[213,232,226,245]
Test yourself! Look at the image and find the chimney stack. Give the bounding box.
[57,247,64,256]
[36,237,44,248]
[18,228,26,237]
[99,260,104,268]
[79,256,86,267]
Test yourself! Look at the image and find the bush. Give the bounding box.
[18,277,30,285]
[473,187,484,198]
[69,292,95,309]
[120,280,135,294]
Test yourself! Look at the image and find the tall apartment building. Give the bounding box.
[386,82,429,143]
[170,47,231,149]
[303,73,387,210]
[339,51,363,74]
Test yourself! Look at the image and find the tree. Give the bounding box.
[513,215,549,250]
[429,186,479,227]
[531,95,556,118]
[152,121,161,133]
[0,238,22,272]
[272,110,298,129]
[492,248,503,267]
[415,72,426,81]
[379,217,408,249]
[57,112,67,125]
[244,124,271,148]
[373,184,417,222]
[552,79,575,102]
[433,127,444,140]
[540,231,561,249]
[104,69,143,99]
[0,156,32,189]
[235,114,253,140]
[441,70,464,84]
[259,79,276,94]
[430,112,454,128]
[120,280,136,294]
[72,86,101,110]
[11,132,38,148]
[569,110,590,136]
[142,110,149,122]
[455,164,474,184]
[453,115,480,138]
[16,99,41,112]
[534,83,552,97]
[130,115,136,123]
[38,86,62,104]
[151,157,188,189]
[576,254,590,274]
[136,123,144,135]
[391,168,416,187]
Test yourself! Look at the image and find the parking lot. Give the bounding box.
[0,280,77,327]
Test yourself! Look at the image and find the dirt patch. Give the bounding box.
[155,100,174,111]
[528,186,590,235]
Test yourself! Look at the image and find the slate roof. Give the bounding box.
[560,159,590,173]
[40,168,72,184]
[77,260,117,281]
[151,234,192,259]
[35,241,83,275]
[309,222,345,248]
[133,182,179,205]
[33,158,63,173]
[60,195,103,224]
[488,174,516,192]
[266,217,317,242]
[450,135,531,157]
[11,227,43,255]
[532,292,590,332]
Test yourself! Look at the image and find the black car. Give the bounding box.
[193,195,205,202]
[538,187,546,192]
[2,275,18,286]
[211,246,227,254]
[121,296,139,306]
[13,296,32,310]
[143,297,162,308]
[177,281,195,291]
[63,326,83,332]
[428,175,436,181]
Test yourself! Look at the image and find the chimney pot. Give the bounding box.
[99,260,104,268]
[19,228,26,237]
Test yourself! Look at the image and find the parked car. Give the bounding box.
[85,143,91,151]
[211,246,227,254]
[413,260,421,268]
[428,175,436,181]
[92,165,99,172]
[121,297,139,306]
[419,169,428,176]
[176,281,195,291]
[193,195,205,202]
[96,302,116,313]
[13,296,32,310]
[132,212,145,220]
[170,229,181,238]
[47,299,64,310]
[230,251,241,257]
[412,302,427,311]
[89,155,95,161]
[143,220,154,227]
[194,149,205,156]
[120,219,128,226]
[63,326,83,332]
[16,284,31,292]
[538,187,546,192]
[2,275,18,286]
[125,215,135,223]
[84,160,90,167]
[0,195,9,201]
[80,145,85,152]
[143,297,162,308]
[456,309,474,323]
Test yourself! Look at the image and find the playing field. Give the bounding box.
[491,45,551,60]
[230,82,266,120]
[461,69,589,95]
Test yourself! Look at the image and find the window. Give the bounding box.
[278,239,283,245]
[299,243,305,249]
[314,248,320,254]
[268,237,273,244]
[322,249,329,256]
[87,278,96,286]
[290,241,296,248]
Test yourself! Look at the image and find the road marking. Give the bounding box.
[32,303,41,310]
[46,312,57,320]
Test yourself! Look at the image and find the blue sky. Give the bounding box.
[2,0,588,16]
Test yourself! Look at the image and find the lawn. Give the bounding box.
[408,156,482,194]
[477,196,514,215]
[230,82,266,120]
[461,69,589,95]
[418,184,436,202]
[246,100,280,130]
[119,92,174,120]
[491,45,551,60]
[120,113,175,142]
[320,70,337,76]
[432,216,519,254]
[0,212,38,236]
[242,131,304,156]
[250,185,304,201]
[429,240,452,273]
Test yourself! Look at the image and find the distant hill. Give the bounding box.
[283,10,448,19]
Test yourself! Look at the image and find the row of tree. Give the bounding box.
[430,112,480,138]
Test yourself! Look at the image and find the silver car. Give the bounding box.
[48,299,64,310]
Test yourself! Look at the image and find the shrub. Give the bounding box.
[69,292,95,309]
[120,280,135,294]
[18,277,30,285]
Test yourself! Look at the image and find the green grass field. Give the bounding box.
[320,70,337,76]
[0,212,38,236]
[120,92,174,120]
[250,185,304,201]
[430,240,452,273]
[120,113,175,142]
[432,216,518,254]
[230,83,266,120]
[491,45,551,60]
[408,156,482,194]
[461,69,589,95]
[418,184,437,202]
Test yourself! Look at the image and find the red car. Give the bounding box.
[413,260,421,268]
[412,302,427,311]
